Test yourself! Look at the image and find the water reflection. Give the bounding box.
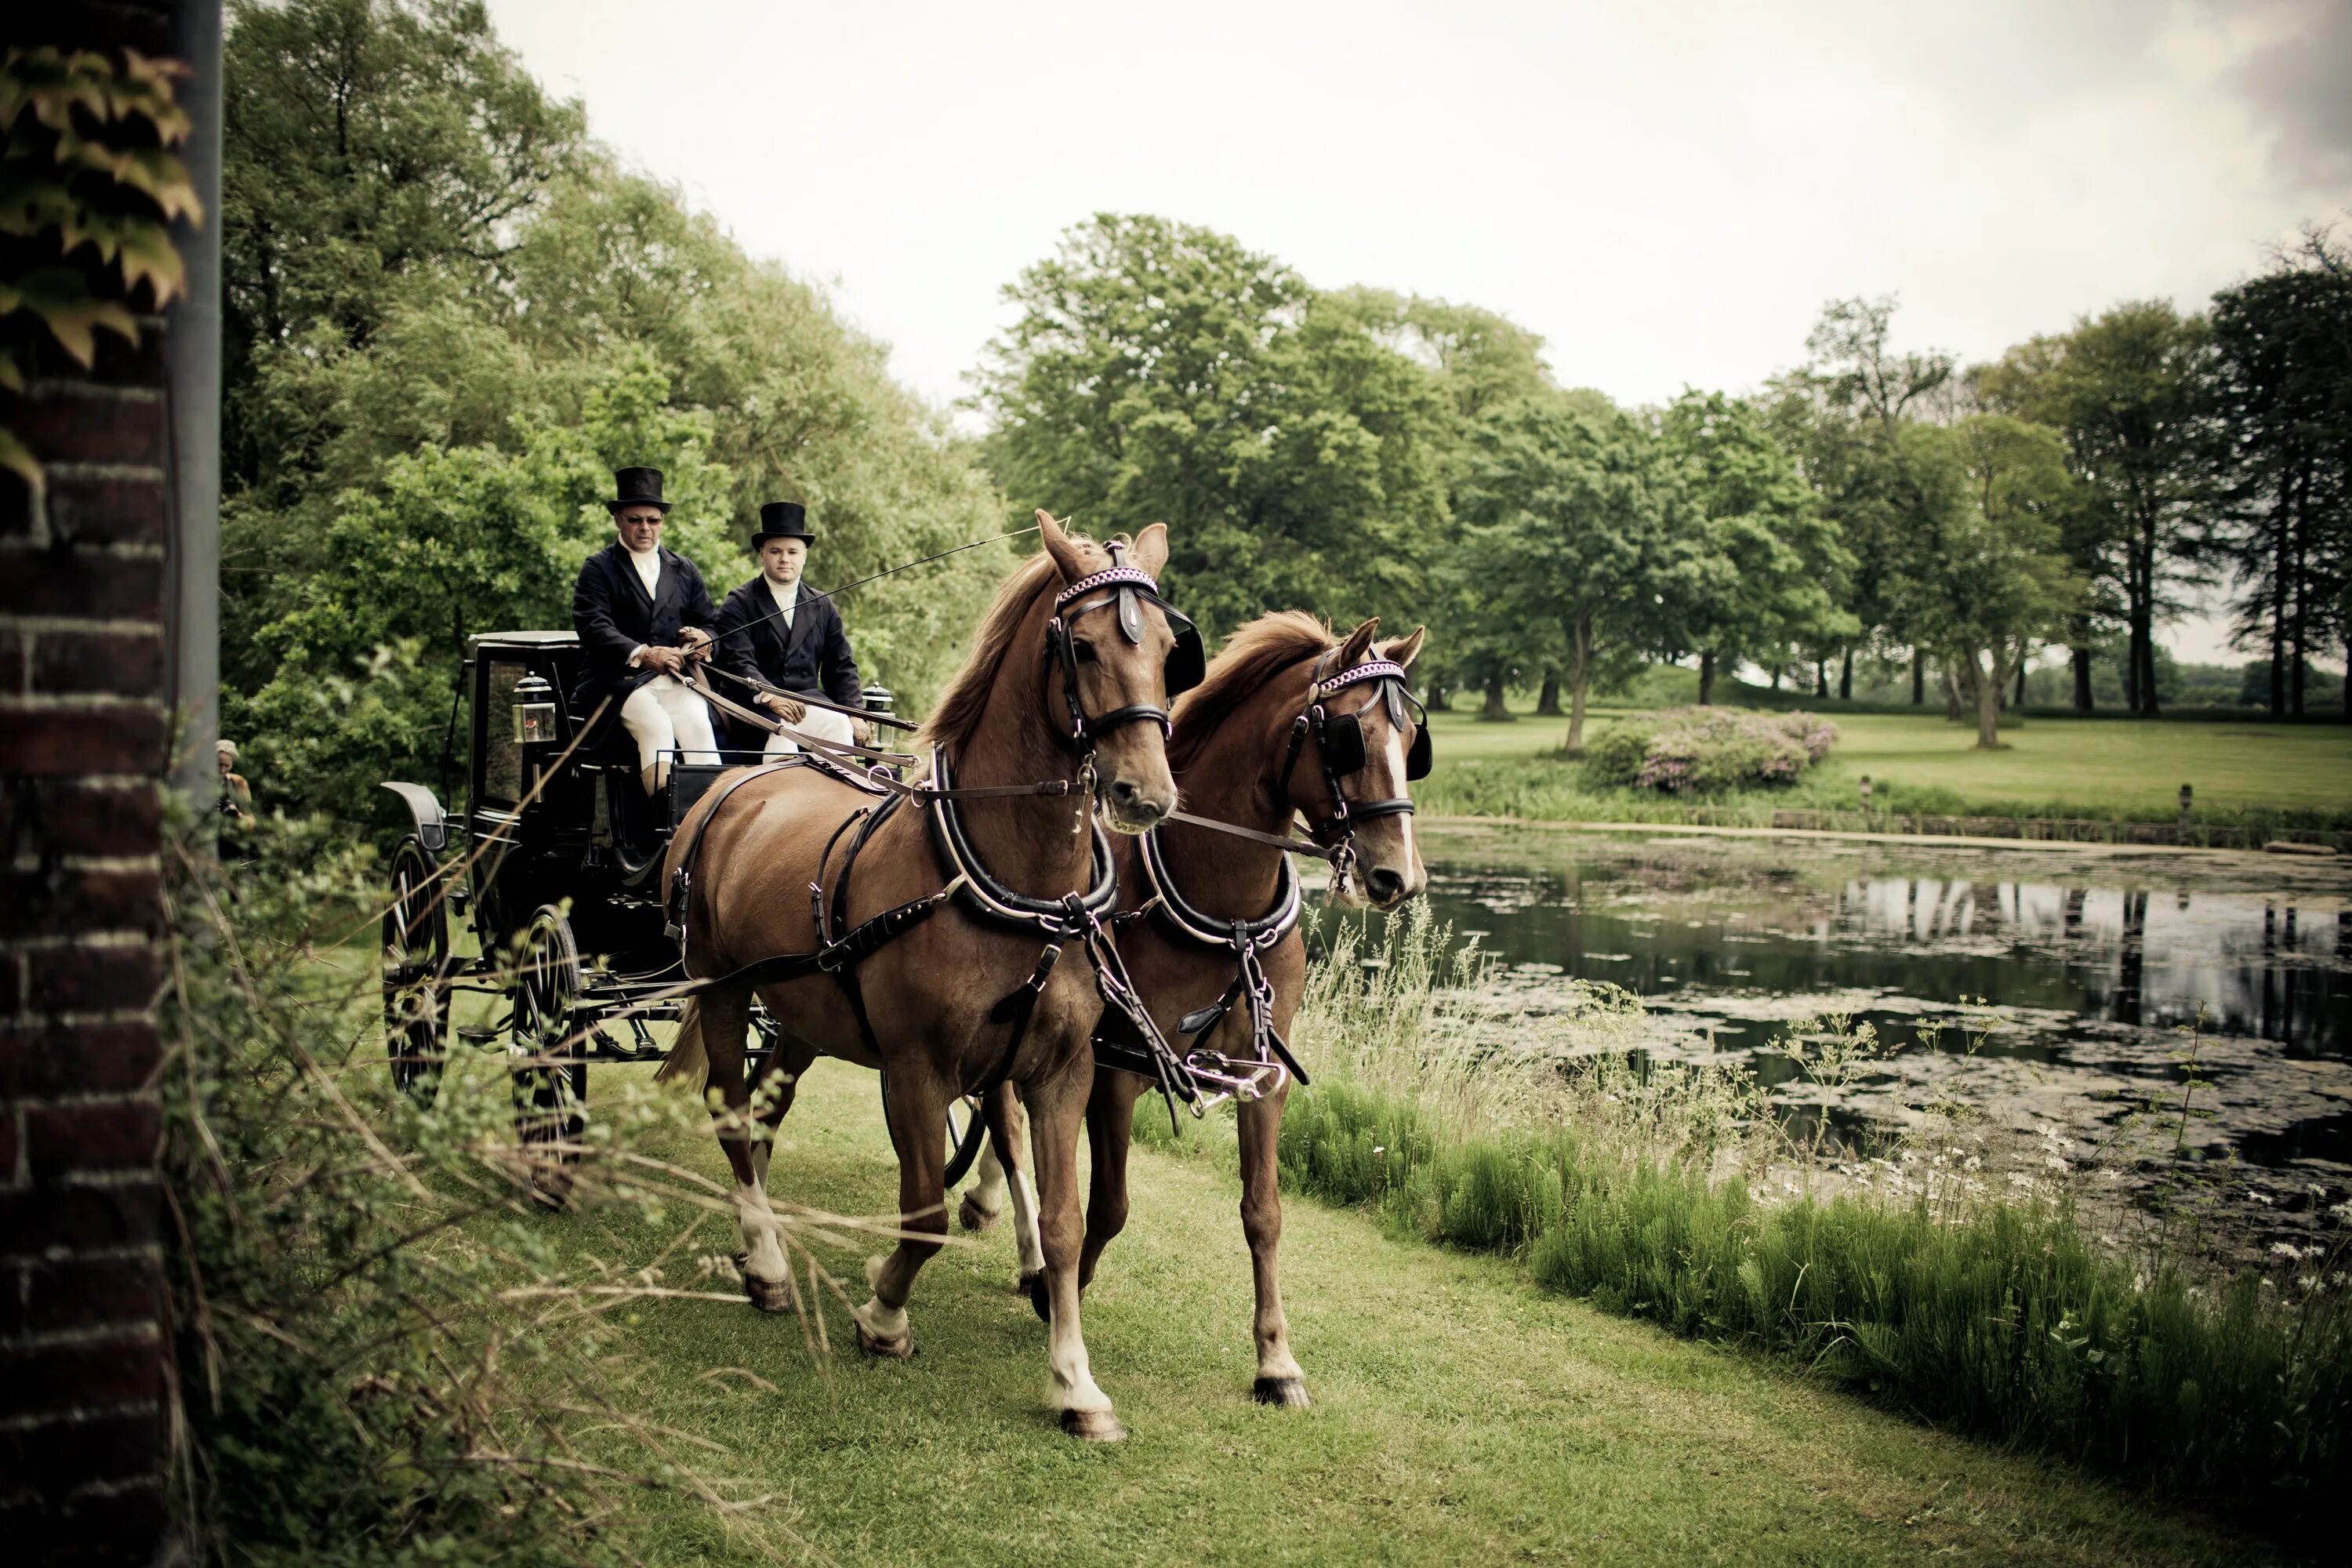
[1407,844,2352,1192]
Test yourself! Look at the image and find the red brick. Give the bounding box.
[42,474,169,550]
[0,549,162,620]
[0,782,163,858]
[9,1483,169,1566]
[0,1410,169,1497]
[0,1336,165,1417]
[5,390,165,469]
[2,1256,168,1336]
[0,1182,161,1254]
[25,945,159,1014]
[0,1022,163,1097]
[0,1108,16,1185]
[24,1101,160,1178]
[0,709,166,776]
[33,630,165,697]
[0,631,22,694]
[0,867,164,941]
[0,470,29,541]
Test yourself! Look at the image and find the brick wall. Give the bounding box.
[2,3,189,1563]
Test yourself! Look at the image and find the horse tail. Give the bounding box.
[655,998,707,1091]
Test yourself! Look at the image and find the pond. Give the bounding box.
[1396,825,2352,1254]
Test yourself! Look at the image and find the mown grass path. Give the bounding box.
[539,1062,2285,1567]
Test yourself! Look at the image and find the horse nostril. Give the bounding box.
[1367,867,1404,905]
[1109,779,1140,806]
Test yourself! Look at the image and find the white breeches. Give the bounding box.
[620,676,718,789]
[761,702,856,757]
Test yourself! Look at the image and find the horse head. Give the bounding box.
[1036,510,1183,833]
[1296,618,1430,910]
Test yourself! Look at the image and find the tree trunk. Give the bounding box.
[2069,622,2093,713]
[1535,669,1563,717]
[2131,511,2161,716]
[1813,659,1828,699]
[1770,662,1782,692]
[2270,485,2289,715]
[1427,677,1449,712]
[1565,611,1592,754]
[1838,646,1853,702]
[1697,649,1716,706]
[1943,661,1967,722]
[2291,482,2310,720]
[1911,649,1925,706]
[2013,651,2026,710]
[1973,645,2007,749]
[1479,670,1508,720]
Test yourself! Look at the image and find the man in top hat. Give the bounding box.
[713,501,865,757]
[570,466,724,797]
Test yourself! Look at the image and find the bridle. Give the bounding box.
[1272,650,1432,898]
[1042,543,1204,754]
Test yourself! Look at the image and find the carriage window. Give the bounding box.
[480,661,529,804]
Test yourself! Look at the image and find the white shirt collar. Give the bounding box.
[626,543,662,594]
[766,577,800,614]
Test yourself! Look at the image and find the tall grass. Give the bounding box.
[1278,908,2352,1523]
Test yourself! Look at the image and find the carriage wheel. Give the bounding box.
[381,837,452,1105]
[509,905,586,1200]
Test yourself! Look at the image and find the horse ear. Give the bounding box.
[1337,617,1381,669]
[1380,626,1428,673]
[1131,521,1169,578]
[1037,509,1088,582]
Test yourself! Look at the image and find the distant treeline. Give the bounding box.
[976,220,2352,752]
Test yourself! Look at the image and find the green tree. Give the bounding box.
[973,214,1453,640]
[1900,416,2083,747]
[1454,394,1704,752]
[1975,302,2211,716]
[2207,227,2352,717]
[1658,390,1855,704]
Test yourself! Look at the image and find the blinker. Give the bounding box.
[1321,710,1367,777]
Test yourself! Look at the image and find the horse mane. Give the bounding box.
[1167,611,1336,771]
[916,548,1066,753]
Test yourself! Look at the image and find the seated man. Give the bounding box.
[713,502,867,757]
[571,466,723,797]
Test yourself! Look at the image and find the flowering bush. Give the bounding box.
[1584,707,1837,793]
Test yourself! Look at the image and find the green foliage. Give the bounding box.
[973,213,1453,639]
[1454,392,1709,746]
[0,43,199,487]
[1279,913,2352,1522]
[220,0,1004,825]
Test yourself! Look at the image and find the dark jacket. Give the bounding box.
[570,543,723,709]
[713,577,862,709]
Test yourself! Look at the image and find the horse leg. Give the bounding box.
[851,1067,950,1359]
[957,1082,1026,1247]
[700,985,795,1313]
[1237,1081,1308,1406]
[1027,1065,1123,1440]
[1077,1068,1143,1294]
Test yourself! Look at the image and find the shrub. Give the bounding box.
[1585,706,1838,792]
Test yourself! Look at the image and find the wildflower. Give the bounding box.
[2270,1242,2307,1260]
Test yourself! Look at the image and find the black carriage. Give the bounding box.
[378,630,984,1182]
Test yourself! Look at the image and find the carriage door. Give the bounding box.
[469,656,534,945]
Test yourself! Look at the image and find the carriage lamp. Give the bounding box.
[859,681,895,717]
[512,673,559,746]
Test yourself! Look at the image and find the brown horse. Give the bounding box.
[656,514,1187,1440]
[960,612,1429,1407]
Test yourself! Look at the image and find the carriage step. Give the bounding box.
[456,1025,500,1045]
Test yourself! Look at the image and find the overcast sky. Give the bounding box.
[485,0,2351,665]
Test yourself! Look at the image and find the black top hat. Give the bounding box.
[607,466,671,512]
[751,500,815,546]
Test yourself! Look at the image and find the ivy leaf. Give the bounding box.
[0,264,140,366]
[0,426,42,497]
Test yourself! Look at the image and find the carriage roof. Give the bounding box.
[470,630,581,652]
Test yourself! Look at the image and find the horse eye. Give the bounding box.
[1072,641,1100,663]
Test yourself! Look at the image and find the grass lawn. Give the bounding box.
[1421,706,2352,819]
[502,1059,2284,1566]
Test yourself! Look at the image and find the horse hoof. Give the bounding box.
[957,1193,1000,1232]
[854,1319,914,1359]
[1252,1376,1312,1409]
[1060,1406,1126,1443]
[746,1274,795,1313]
[1019,1270,1050,1322]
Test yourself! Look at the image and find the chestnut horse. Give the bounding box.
[656,514,1187,1440]
[961,613,1429,1406]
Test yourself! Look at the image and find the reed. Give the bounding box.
[1278,906,2352,1524]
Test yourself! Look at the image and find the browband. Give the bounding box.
[1317,658,1408,695]
[1054,565,1163,610]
